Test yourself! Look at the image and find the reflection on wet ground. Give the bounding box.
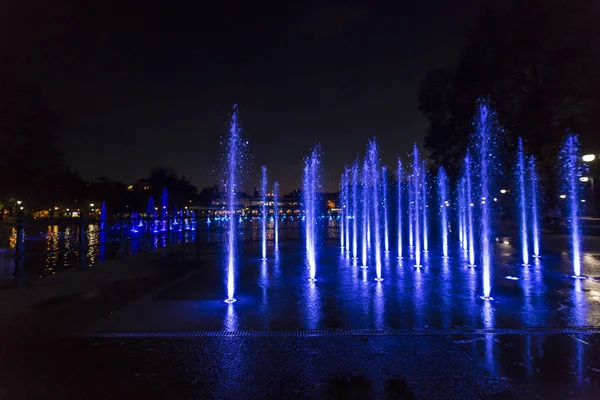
[86,237,600,398]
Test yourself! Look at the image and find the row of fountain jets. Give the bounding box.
[223,103,587,303]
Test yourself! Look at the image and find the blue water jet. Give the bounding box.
[273,181,279,246]
[421,162,429,253]
[224,105,244,303]
[344,167,350,253]
[99,201,107,232]
[397,158,403,259]
[529,156,540,258]
[437,167,449,258]
[340,169,346,251]
[382,166,390,253]
[260,165,268,260]
[561,134,584,278]
[361,157,370,268]
[517,138,530,266]
[351,161,359,259]
[464,153,476,267]
[303,146,321,281]
[368,139,383,281]
[475,103,495,300]
[412,144,422,267]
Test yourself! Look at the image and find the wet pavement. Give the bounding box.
[2,236,600,399]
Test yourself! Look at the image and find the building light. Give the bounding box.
[559,194,567,199]
[500,189,507,194]
[582,154,596,162]
[580,177,589,182]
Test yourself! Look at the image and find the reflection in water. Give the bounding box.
[482,300,496,376]
[573,280,586,385]
[413,268,424,328]
[374,282,384,329]
[224,303,238,331]
[304,283,320,330]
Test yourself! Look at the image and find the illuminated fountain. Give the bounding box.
[340,169,346,251]
[351,162,359,260]
[408,164,414,249]
[421,162,429,253]
[412,144,422,267]
[475,103,496,300]
[273,181,279,246]
[368,139,383,281]
[361,157,370,268]
[517,138,530,266]
[223,105,245,303]
[303,146,321,281]
[161,188,168,231]
[344,168,350,252]
[397,159,403,258]
[458,180,467,252]
[99,201,107,232]
[561,134,585,278]
[382,166,390,253]
[261,165,268,260]
[529,156,540,258]
[147,197,156,232]
[437,167,449,258]
[464,153,476,267]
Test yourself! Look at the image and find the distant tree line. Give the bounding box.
[418,0,600,201]
[0,73,198,217]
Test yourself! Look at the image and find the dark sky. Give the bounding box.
[2,0,479,193]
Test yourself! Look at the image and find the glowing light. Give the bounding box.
[579,177,589,182]
[560,194,567,199]
[582,154,596,162]
[493,198,497,202]
[500,189,507,194]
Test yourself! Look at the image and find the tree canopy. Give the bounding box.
[419,0,600,181]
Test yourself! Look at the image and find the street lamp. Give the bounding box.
[583,154,596,162]
[500,189,507,194]
[580,177,590,182]
[16,200,22,205]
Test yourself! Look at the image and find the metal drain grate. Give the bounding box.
[82,326,600,338]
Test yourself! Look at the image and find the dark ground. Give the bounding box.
[1,236,600,399]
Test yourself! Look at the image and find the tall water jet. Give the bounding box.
[303,146,321,281]
[361,158,370,268]
[529,156,540,258]
[458,183,467,251]
[344,167,350,252]
[412,145,422,267]
[465,153,476,267]
[517,138,530,266]
[397,159,403,258]
[382,166,390,253]
[561,135,584,278]
[368,139,383,281]
[340,170,346,250]
[438,167,449,258]
[421,162,429,253]
[273,181,279,246]
[260,166,268,260]
[475,103,496,299]
[223,105,245,303]
[408,166,414,249]
[351,162,359,259]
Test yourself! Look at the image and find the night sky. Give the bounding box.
[2,0,479,193]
